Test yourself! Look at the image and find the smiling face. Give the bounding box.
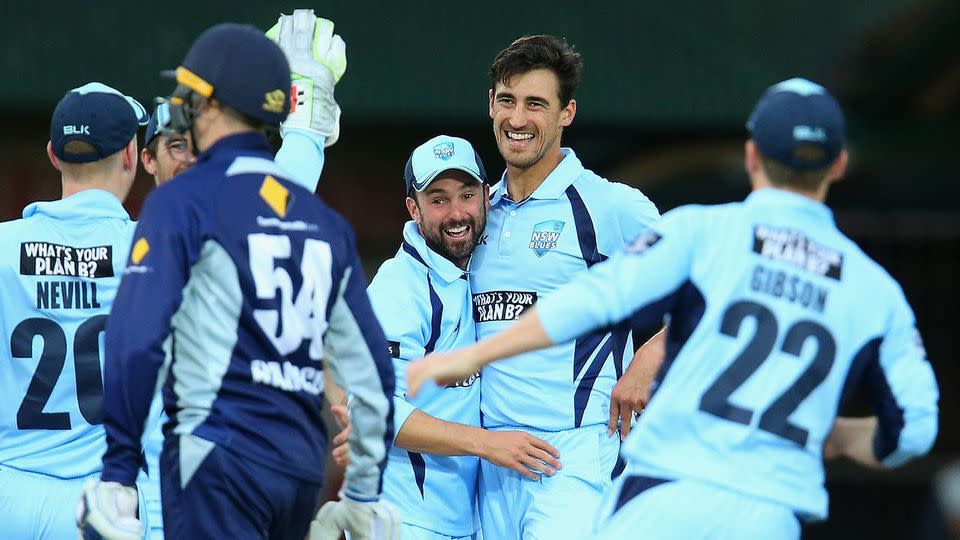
[141,132,195,185]
[489,68,576,172]
[406,170,489,270]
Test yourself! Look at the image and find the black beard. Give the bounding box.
[420,212,487,269]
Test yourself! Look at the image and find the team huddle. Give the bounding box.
[0,8,940,540]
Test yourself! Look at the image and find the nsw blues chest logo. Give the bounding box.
[529,220,564,257]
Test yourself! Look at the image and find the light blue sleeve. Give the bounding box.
[367,264,428,442]
[872,289,939,467]
[611,182,660,243]
[538,206,697,345]
[275,129,326,192]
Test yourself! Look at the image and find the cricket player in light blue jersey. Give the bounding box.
[0,82,150,539]
[409,78,940,539]
[461,35,662,539]
[369,135,562,540]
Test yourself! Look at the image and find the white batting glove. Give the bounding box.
[308,494,400,540]
[267,9,347,147]
[76,479,142,540]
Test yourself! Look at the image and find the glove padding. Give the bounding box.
[308,495,400,540]
[76,479,142,540]
[267,9,346,146]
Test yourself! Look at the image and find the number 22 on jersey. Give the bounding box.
[699,300,836,447]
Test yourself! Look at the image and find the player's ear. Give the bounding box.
[122,138,137,172]
[826,149,848,184]
[744,140,760,175]
[141,147,157,176]
[559,99,576,127]
[406,195,420,223]
[46,141,62,172]
[488,88,495,119]
[483,183,491,211]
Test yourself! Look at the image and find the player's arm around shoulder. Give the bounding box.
[368,259,562,479]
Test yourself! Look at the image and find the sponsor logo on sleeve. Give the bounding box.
[19,241,114,278]
[387,340,401,359]
[752,225,843,280]
[131,238,149,264]
[625,230,662,255]
[472,290,537,323]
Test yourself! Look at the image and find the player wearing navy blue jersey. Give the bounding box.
[409,78,939,539]
[459,35,662,539]
[369,135,561,540]
[0,82,149,540]
[79,23,398,540]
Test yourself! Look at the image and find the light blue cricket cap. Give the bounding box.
[404,135,487,195]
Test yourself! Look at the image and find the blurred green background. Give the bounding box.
[2,1,958,538]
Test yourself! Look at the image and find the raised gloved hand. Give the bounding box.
[76,479,142,540]
[308,493,400,540]
[267,9,347,147]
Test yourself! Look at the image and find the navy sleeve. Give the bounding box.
[322,224,395,500]
[869,288,939,467]
[100,188,199,485]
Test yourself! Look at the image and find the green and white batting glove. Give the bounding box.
[308,493,400,540]
[267,9,347,147]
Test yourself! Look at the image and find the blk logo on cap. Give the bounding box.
[63,125,90,135]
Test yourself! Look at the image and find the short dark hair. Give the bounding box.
[758,151,831,192]
[63,140,98,156]
[143,136,160,158]
[490,35,583,105]
[218,99,270,132]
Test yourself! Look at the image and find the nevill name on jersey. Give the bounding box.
[473,290,537,323]
[752,225,843,280]
[20,241,114,278]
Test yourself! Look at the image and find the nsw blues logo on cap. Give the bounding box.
[434,142,455,161]
[404,135,487,194]
[746,77,845,171]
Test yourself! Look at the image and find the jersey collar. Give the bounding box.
[490,148,584,206]
[195,132,273,165]
[745,188,835,223]
[401,221,469,284]
[22,189,130,222]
